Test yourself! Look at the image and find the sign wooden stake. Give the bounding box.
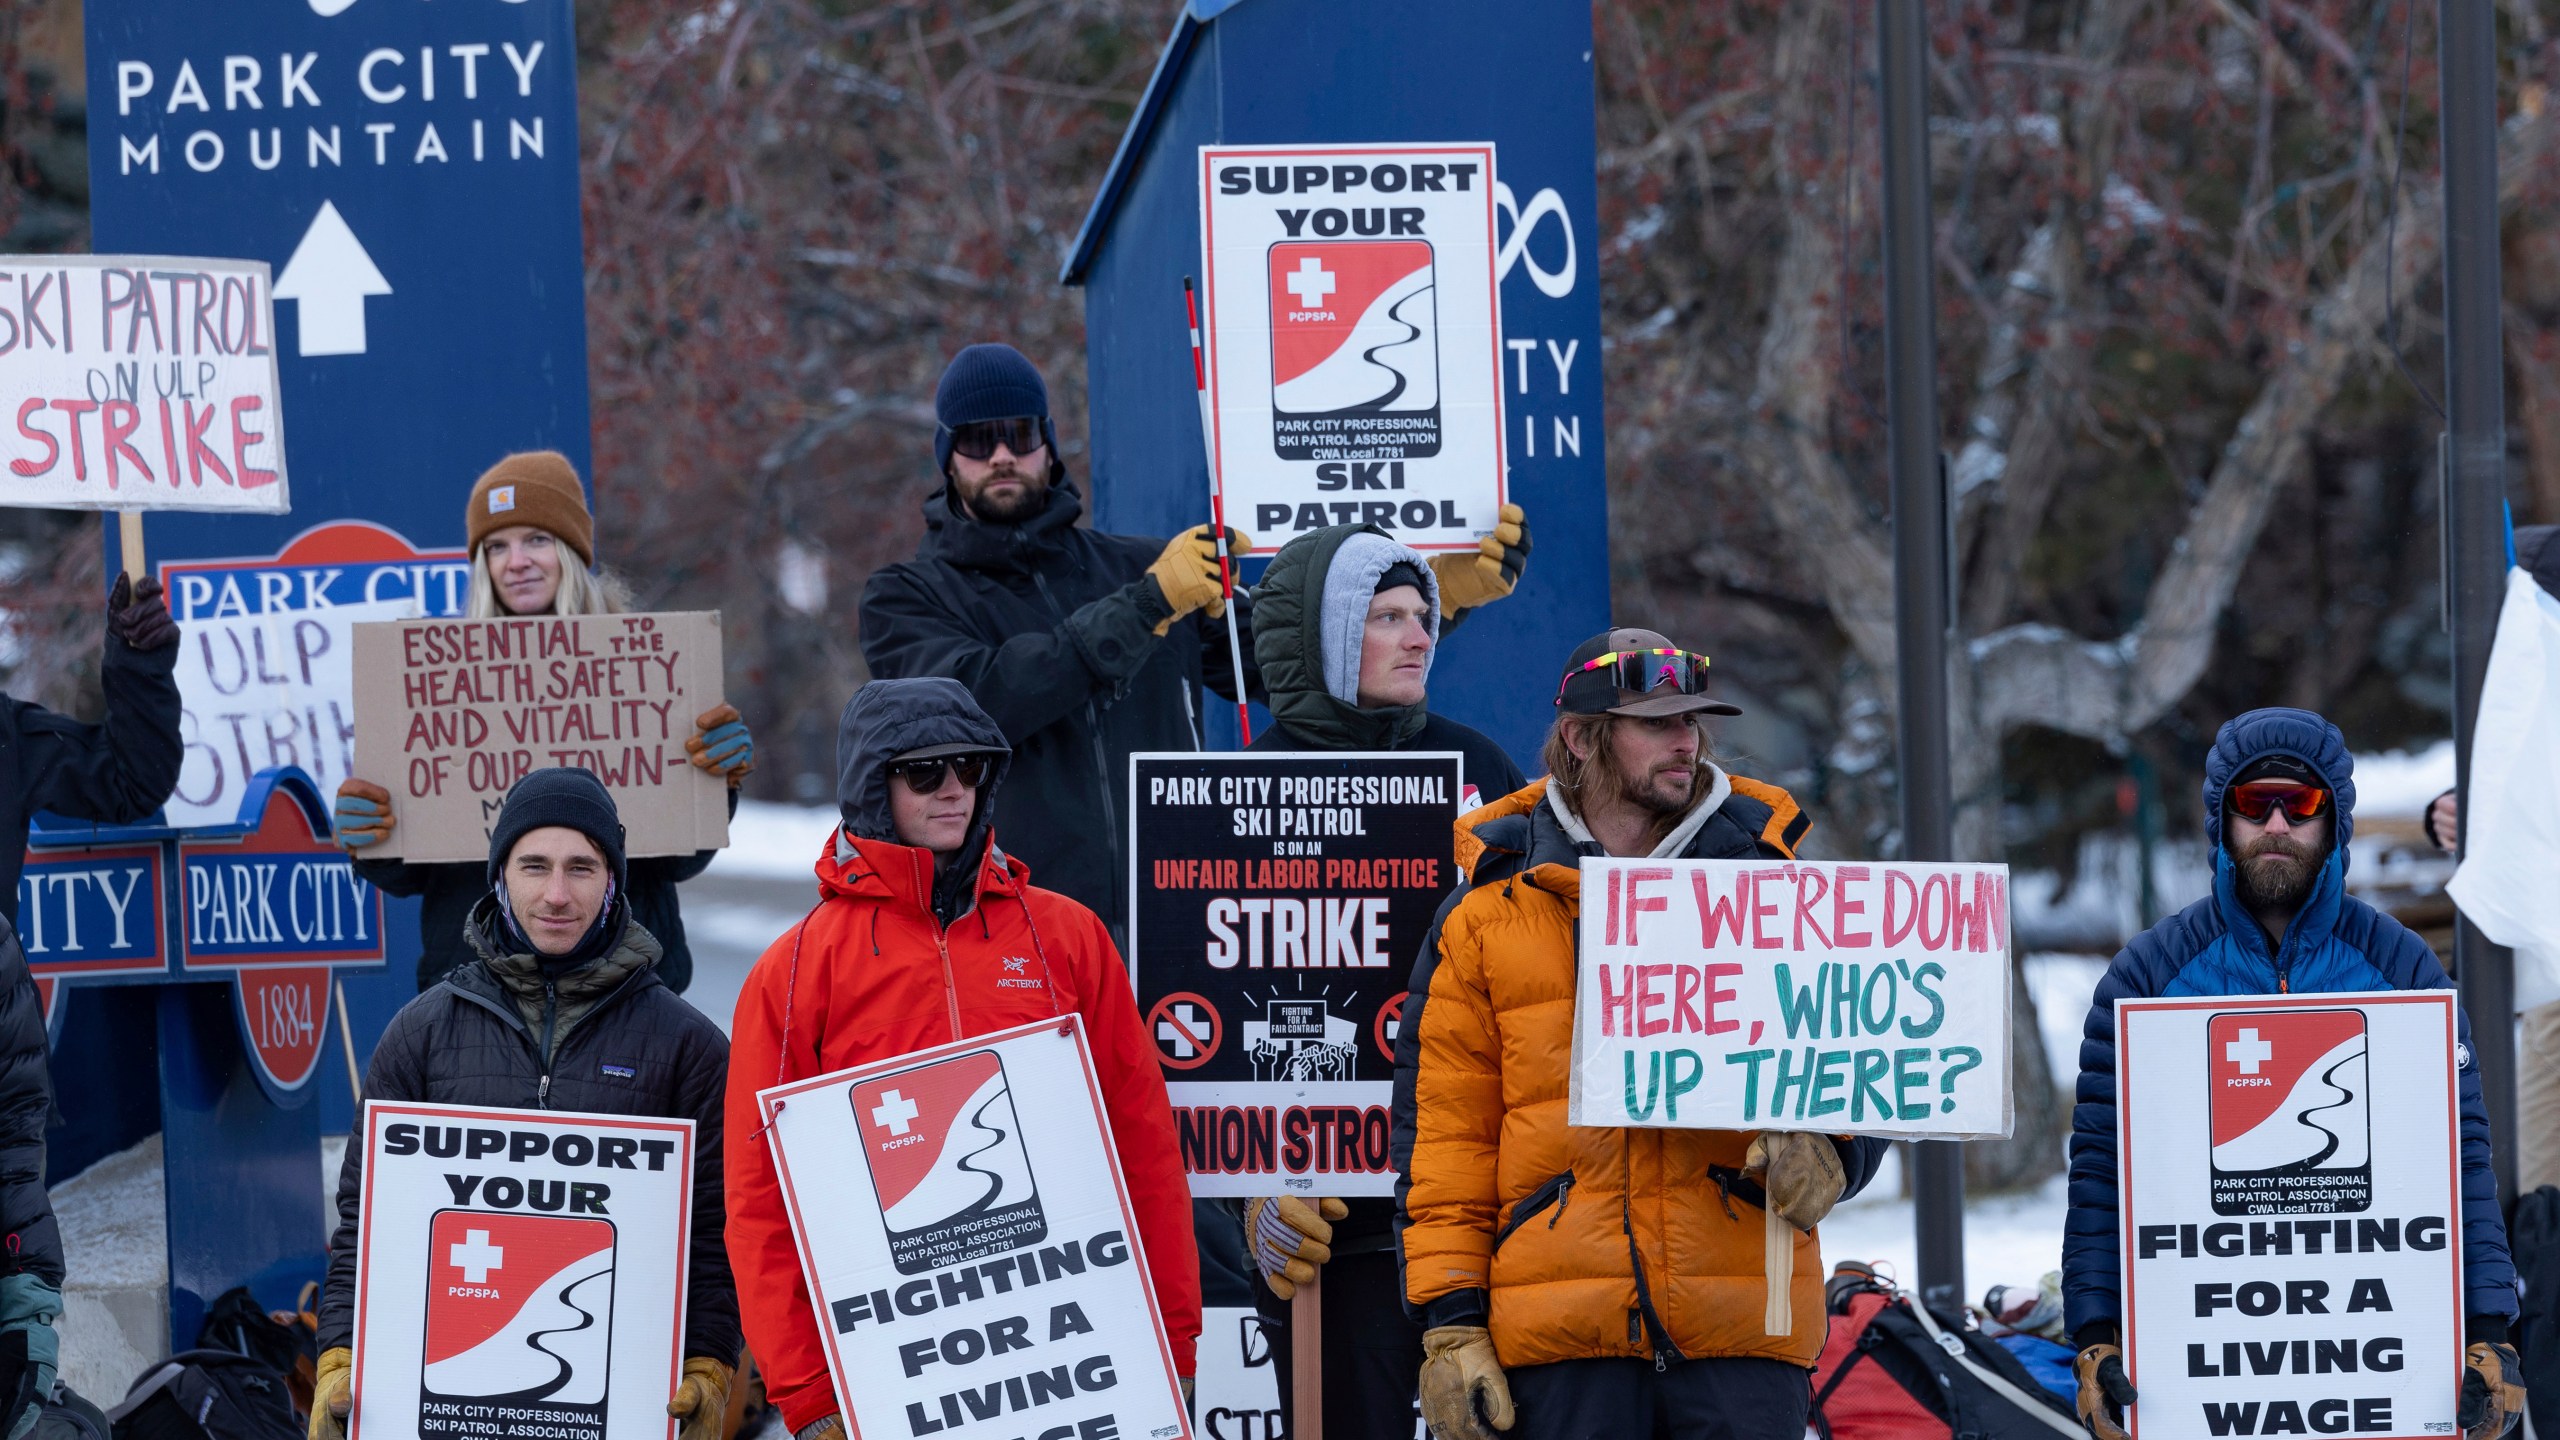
[118,511,146,583]
[1292,1274,1321,1440]
[1762,1205,1792,1337]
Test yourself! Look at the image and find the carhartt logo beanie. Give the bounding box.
[467,450,595,564]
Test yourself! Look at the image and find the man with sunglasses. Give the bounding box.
[724,678,1199,1440]
[2062,707,2523,1440]
[1393,628,1889,1440]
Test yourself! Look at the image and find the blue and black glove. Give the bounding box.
[686,705,754,787]
[0,1274,61,1440]
[332,779,395,851]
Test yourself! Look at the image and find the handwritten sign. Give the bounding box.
[0,255,288,512]
[1567,859,2013,1139]
[351,611,729,863]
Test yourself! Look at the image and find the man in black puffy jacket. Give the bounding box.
[310,769,737,1440]
[0,574,183,1439]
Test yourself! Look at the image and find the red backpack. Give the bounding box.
[1809,1263,2081,1440]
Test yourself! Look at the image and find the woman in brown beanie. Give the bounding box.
[327,450,755,993]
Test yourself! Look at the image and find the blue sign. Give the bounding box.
[1063,0,1608,767]
[17,846,168,982]
[182,852,377,964]
[82,0,594,568]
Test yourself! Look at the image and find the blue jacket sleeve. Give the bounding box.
[2371,917,2519,1322]
[2063,931,2176,1338]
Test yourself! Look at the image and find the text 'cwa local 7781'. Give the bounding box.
[1567,859,2014,1140]
[1128,753,1465,1198]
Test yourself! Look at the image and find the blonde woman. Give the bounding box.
[330,451,754,993]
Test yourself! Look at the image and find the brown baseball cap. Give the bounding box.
[1555,627,1743,718]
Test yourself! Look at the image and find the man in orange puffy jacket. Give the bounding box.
[724,677,1201,1440]
[1392,629,1891,1440]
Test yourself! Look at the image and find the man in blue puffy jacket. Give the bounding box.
[2060,707,2524,1440]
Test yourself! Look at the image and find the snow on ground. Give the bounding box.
[2353,740,2454,818]
[53,1136,168,1403]
[705,800,837,882]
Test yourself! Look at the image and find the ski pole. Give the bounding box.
[1185,276,1253,746]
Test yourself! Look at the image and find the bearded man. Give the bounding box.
[2059,708,2524,1440]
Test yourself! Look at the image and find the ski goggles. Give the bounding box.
[1555,647,1712,707]
[888,755,994,794]
[2226,779,2330,825]
[947,416,1046,462]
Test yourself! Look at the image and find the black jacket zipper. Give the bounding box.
[1492,1173,1574,1250]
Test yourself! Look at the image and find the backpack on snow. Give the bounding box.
[105,1350,299,1440]
[1809,1261,2082,1440]
[25,1381,111,1440]
[193,1285,318,1420]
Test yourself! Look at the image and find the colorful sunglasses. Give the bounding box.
[2226,779,2330,825]
[1556,647,1711,705]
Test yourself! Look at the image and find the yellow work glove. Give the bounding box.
[2460,1341,2524,1439]
[667,1357,732,1440]
[685,703,756,787]
[1144,526,1252,636]
[308,1347,351,1440]
[2074,1342,2135,1440]
[1418,1325,1513,1440]
[1743,1131,1846,1230]
[1244,1195,1347,1300]
[331,779,396,851]
[1429,503,1530,618]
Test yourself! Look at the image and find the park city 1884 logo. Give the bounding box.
[2207,1009,2372,1215]
[417,1211,616,1439]
[1266,241,1440,462]
[853,1049,1047,1275]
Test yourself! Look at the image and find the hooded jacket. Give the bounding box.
[319,899,738,1365]
[2061,707,2517,1337]
[723,678,1201,1433]
[1393,775,1881,1369]
[1246,524,1525,808]
[858,476,1256,933]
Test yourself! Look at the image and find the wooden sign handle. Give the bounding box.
[118,511,145,584]
[1763,1204,1793,1336]
[1291,1273,1321,1440]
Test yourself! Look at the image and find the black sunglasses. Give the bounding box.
[889,755,992,794]
[948,416,1046,462]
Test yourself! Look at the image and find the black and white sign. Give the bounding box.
[759,1018,1191,1440]
[2117,991,2464,1438]
[350,1103,693,1440]
[1128,753,1462,1197]
[1197,145,1505,552]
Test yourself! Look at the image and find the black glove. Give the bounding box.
[107,574,178,652]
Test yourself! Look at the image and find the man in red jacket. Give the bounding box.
[725,677,1201,1440]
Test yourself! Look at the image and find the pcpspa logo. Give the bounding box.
[853,1050,1046,1275]
[2207,1009,2372,1216]
[418,1211,615,1439]
[1267,240,1441,462]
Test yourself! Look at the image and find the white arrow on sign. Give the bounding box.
[273,201,390,357]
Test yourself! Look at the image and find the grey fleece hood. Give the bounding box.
[835,677,1013,843]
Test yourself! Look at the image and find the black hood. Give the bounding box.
[916,469,1087,575]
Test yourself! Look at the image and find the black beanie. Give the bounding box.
[934,344,1053,473]
[486,768,628,889]
[1376,561,1429,597]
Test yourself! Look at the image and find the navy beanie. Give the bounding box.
[486,767,628,889]
[934,344,1054,473]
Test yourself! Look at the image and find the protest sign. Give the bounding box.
[349,1101,693,1440]
[1567,859,2013,1139]
[1128,752,1464,1197]
[0,255,288,512]
[351,611,729,863]
[759,1016,1191,1440]
[161,521,469,828]
[2116,991,2463,1439]
[1197,144,1505,553]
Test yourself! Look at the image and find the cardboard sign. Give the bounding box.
[1566,859,2013,1139]
[350,1102,693,1440]
[0,256,288,512]
[759,1017,1191,1440]
[1128,753,1463,1197]
[161,521,469,828]
[1197,144,1506,553]
[2117,991,2464,1439]
[351,611,729,862]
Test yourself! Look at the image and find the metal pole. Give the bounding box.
[2438,0,2517,1206]
[1877,0,1964,1307]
